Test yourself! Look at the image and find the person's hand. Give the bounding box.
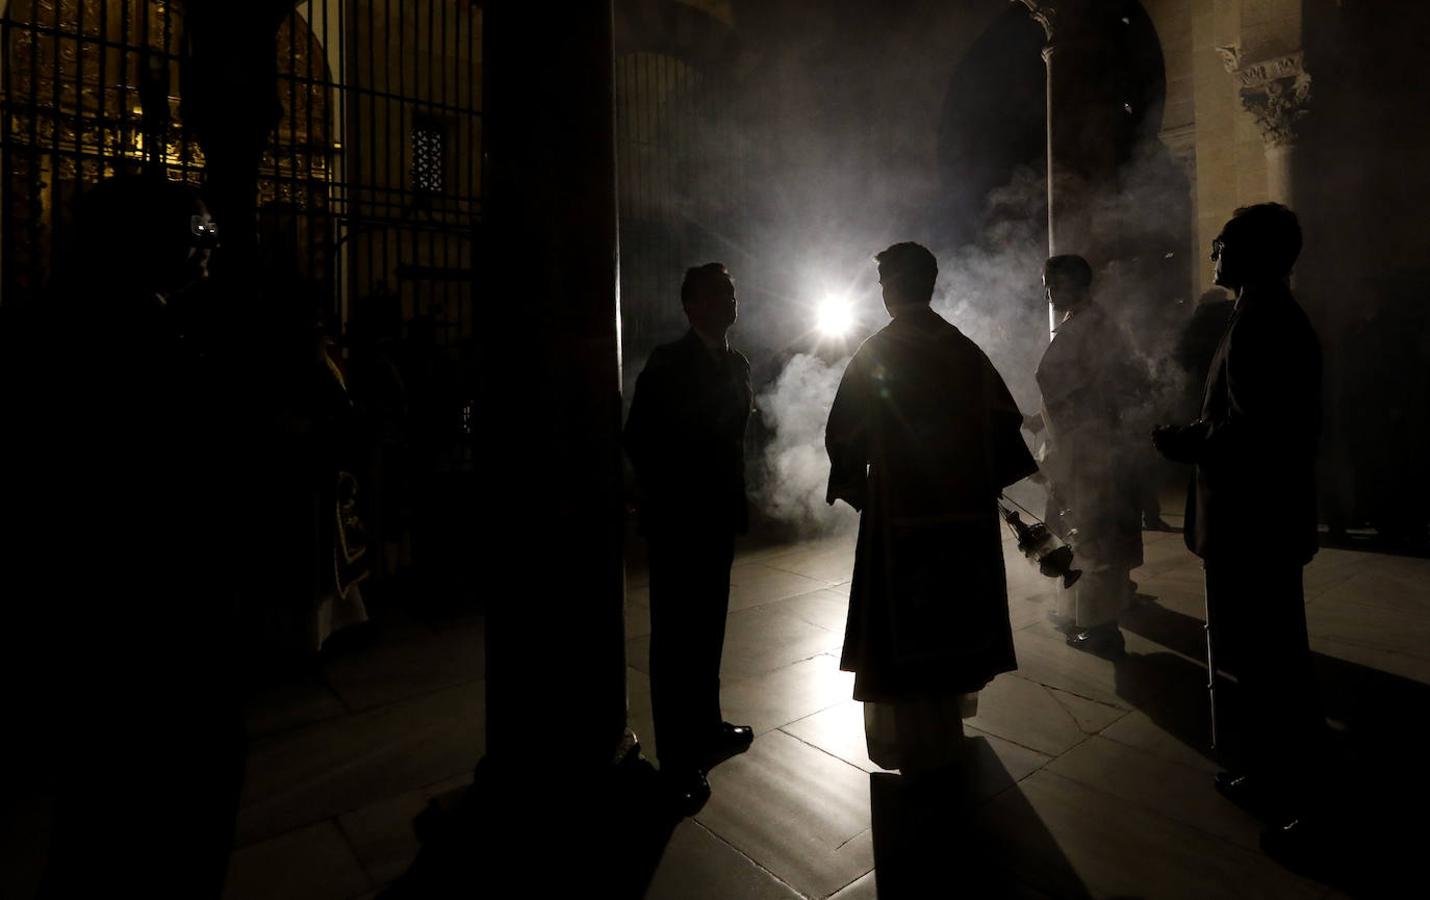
[1152,422,1206,464]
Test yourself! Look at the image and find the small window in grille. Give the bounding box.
[412,119,446,194]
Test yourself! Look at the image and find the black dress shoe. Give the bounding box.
[664,767,711,817]
[1260,814,1329,869]
[1213,771,1255,803]
[702,722,754,769]
[1065,623,1125,659]
[1214,771,1288,821]
[717,722,754,752]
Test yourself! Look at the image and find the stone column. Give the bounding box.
[1015,0,1127,338]
[479,0,628,774]
[1216,47,1312,206]
[385,6,671,891]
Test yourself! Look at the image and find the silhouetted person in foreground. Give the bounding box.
[623,263,755,814]
[1026,255,1145,658]
[826,242,1036,777]
[2,176,242,897]
[1154,203,1325,860]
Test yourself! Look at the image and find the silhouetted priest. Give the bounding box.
[623,262,755,813]
[1028,255,1146,658]
[1154,203,1325,857]
[826,242,1037,775]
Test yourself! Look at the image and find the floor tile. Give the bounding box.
[695,729,873,899]
[626,604,843,681]
[781,698,886,774]
[322,618,485,712]
[977,771,1325,900]
[644,820,803,900]
[728,564,835,611]
[959,731,1055,802]
[1009,629,1137,710]
[1046,687,1130,735]
[237,680,485,846]
[337,773,472,888]
[978,766,1321,898]
[827,870,876,899]
[1100,709,1219,774]
[1306,584,1430,661]
[964,673,1092,757]
[626,599,652,641]
[223,821,371,900]
[780,698,1051,795]
[1045,736,1262,849]
[718,605,845,679]
[767,588,851,633]
[762,548,858,585]
[720,653,853,736]
[245,674,348,740]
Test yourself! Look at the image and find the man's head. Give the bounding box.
[875,242,937,315]
[1042,255,1093,312]
[681,262,737,335]
[1212,202,1301,290]
[73,175,217,298]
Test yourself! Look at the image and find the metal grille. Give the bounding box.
[0,0,484,355]
[411,117,444,194]
[1,0,194,301]
[337,0,482,354]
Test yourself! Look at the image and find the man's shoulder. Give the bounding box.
[642,333,697,371]
[1234,287,1313,334]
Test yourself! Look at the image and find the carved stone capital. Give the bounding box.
[1219,47,1311,149]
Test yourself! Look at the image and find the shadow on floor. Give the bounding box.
[1120,595,1430,898]
[870,738,1093,899]
[376,748,681,899]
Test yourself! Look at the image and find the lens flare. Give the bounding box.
[816,296,854,338]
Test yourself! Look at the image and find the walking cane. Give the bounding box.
[1203,564,1218,750]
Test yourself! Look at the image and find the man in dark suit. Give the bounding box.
[623,263,755,813]
[1154,203,1324,855]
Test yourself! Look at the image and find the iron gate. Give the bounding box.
[0,0,482,351]
[0,0,484,592]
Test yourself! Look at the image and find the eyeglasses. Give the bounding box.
[190,215,220,251]
[1210,238,1225,261]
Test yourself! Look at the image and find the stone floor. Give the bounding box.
[5,509,1426,898]
[226,508,1430,899]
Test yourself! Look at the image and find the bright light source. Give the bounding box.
[816,296,854,338]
